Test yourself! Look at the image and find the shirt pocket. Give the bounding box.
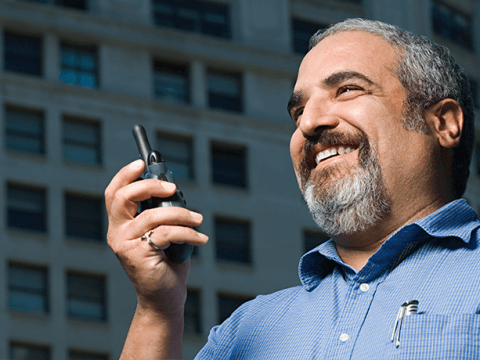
[390,314,480,360]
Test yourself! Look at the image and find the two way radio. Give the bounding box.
[132,124,194,264]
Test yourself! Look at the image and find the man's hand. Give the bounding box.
[105,159,208,359]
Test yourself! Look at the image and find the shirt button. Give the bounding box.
[359,283,370,292]
[339,333,350,342]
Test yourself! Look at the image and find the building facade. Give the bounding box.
[0,0,479,359]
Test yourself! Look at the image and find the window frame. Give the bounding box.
[431,1,473,50]
[65,192,104,241]
[7,183,47,233]
[8,262,49,314]
[153,60,190,104]
[214,217,251,264]
[63,116,102,165]
[4,105,45,155]
[211,142,247,188]
[152,0,231,39]
[60,43,98,88]
[4,31,43,76]
[9,341,51,360]
[207,70,243,113]
[66,272,107,321]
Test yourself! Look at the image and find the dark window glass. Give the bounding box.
[217,293,252,324]
[22,0,87,10]
[157,134,194,180]
[215,218,250,263]
[63,118,101,165]
[66,194,103,241]
[4,33,42,76]
[292,19,326,55]
[153,0,231,39]
[212,143,246,187]
[69,350,108,360]
[154,61,189,104]
[67,273,106,321]
[207,71,242,112]
[60,44,97,88]
[10,342,50,360]
[184,289,201,335]
[5,107,45,154]
[432,2,472,49]
[7,184,46,232]
[304,230,329,254]
[57,0,87,10]
[8,264,49,314]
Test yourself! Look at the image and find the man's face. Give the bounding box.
[289,31,433,235]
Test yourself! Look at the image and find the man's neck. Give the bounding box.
[332,196,454,271]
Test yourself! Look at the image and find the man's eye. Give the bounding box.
[337,85,363,96]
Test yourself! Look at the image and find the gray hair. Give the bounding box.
[309,18,475,198]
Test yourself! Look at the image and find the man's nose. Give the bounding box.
[298,103,340,138]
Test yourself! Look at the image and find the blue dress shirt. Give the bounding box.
[195,199,480,359]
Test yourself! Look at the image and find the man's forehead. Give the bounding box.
[295,31,399,88]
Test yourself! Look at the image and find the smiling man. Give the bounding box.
[105,19,479,360]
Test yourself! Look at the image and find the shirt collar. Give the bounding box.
[298,199,480,291]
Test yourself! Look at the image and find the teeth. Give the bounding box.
[315,146,354,164]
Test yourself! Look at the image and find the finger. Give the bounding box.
[142,225,209,251]
[105,159,145,213]
[133,207,204,238]
[108,178,177,222]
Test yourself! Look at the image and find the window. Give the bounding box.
[5,107,45,154]
[217,293,252,324]
[154,61,189,104]
[10,342,50,360]
[156,133,194,180]
[211,143,247,187]
[207,71,242,112]
[9,263,49,314]
[292,19,326,55]
[7,184,47,232]
[67,272,106,321]
[432,1,472,49]
[69,350,108,360]
[152,0,231,39]
[22,0,87,10]
[4,32,42,76]
[304,230,329,254]
[184,288,201,335]
[63,117,101,165]
[215,218,250,263]
[65,193,103,241]
[60,44,97,88]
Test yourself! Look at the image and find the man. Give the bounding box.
[105,18,479,359]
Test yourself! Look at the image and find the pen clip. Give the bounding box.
[391,300,418,347]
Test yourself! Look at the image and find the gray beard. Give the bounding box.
[302,142,391,236]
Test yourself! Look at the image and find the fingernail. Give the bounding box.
[163,182,176,191]
[190,211,203,221]
[198,233,208,240]
[130,159,144,169]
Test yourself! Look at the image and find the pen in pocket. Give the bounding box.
[391,300,419,347]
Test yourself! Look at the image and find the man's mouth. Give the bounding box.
[315,146,356,165]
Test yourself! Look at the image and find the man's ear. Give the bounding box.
[425,99,463,149]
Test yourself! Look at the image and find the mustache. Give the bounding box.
[298,129,371,188]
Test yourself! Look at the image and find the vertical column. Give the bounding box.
[43,34,59,82]
[191,60,207,109]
